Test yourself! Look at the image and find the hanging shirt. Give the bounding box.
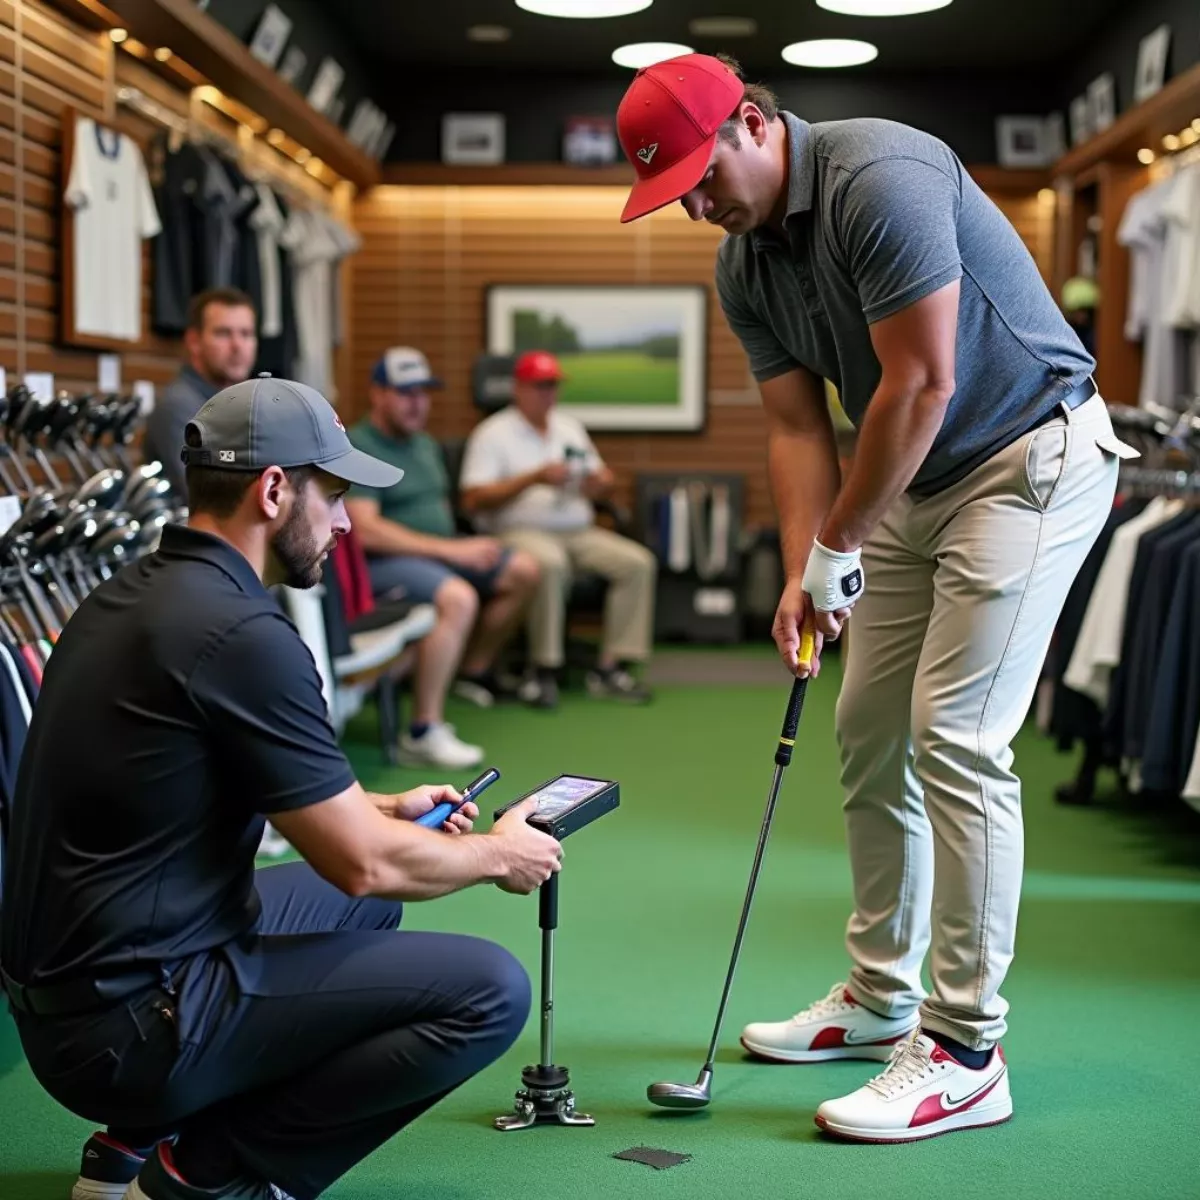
[282,210,360,399]
[64,116,161,342]
[250,184,287,337]
[1062,496,1184,707]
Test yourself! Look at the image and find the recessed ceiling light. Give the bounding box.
[515,0,652,17]
[468,24,512,42]
[613,41,692,68]
[782,39,878,68]
[688,16,757,37]
[816,0,952,14]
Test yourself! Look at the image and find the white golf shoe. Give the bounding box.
[740,981,918,1063]
[814,1031,1012,1143]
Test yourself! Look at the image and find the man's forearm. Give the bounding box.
[770,428,842,580]
[818,384,950,553]
[363,825,506,901]
[462,470,541,513]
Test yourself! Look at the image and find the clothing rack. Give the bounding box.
[1046,407,1200,809]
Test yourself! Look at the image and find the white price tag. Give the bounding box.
[98,354,121,392]
[133,379,155,414]
[0,495,21,536]
[23,372,53,401]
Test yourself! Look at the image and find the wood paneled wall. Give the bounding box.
[349,182,1057,530]
[0,0,185,393]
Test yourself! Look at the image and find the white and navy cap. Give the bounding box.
[371,346,443,391]
[181,372,402,489]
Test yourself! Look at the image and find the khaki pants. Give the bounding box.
[836,392,1134,1048]
[499,526,656,669]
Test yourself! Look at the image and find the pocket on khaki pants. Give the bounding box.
[1022,424,1069,511]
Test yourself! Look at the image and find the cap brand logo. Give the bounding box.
[219,450,236,463]
[637,142,658,164]
[333,413,345,431]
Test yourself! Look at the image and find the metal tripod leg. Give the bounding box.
[494,873,594,1131]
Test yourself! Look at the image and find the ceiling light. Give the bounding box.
[688,16,757,37]
[782,39,878,68]
[817,0,952,14]
[1038,188,1056,204]
[1163,133,1181,151]
[515,0,652,16]
[109,27,127,42]
[153,46,172,61]
[613,41,692,68]
[1138,148,1155,165]
[468,24,512,41]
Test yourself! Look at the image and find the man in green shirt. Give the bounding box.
[346,348,540,769]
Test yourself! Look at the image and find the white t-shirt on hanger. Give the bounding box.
[64,116,161,342]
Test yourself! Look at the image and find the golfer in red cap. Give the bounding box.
[617,53,1134,1143]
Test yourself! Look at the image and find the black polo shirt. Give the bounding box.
[0,526,355,988]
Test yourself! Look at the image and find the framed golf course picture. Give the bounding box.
[484,284,708,432]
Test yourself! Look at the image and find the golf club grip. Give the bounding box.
[776,627,815,766]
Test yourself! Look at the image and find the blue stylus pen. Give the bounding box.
[414,767,501,829]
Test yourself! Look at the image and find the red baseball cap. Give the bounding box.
[513,350,566,383]
[616,52,744,224]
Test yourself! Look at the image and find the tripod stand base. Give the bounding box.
[493,1065,595,1131]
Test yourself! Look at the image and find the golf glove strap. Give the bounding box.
[802,539,865,611]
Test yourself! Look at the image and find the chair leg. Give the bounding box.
[377,676,399,766]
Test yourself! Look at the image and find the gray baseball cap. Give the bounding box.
[181,373,402,488]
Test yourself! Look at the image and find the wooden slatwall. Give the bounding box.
[350,182,1057,530]
[0,0,352,403]
[0,0,184,393]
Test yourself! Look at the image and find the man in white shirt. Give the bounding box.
[459,351,656,706]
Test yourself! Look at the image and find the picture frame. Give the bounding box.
[1069,94,1092,147]
[1043,111,1066,163]
[995,116,1048,167]
[1134,25,1171,104]
[442,113,506,165]
[484,284,708,433]
[248,4,292,70]
[1088,73,1116,134]
[562,116,618,166]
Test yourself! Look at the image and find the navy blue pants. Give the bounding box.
[17,862,531,1198]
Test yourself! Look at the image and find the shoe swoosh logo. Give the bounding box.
[843,1027,906,1045]
[910,1068,1005,1128]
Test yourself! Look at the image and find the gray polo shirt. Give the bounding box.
[715,113,1096,497]
[141,365,219,502]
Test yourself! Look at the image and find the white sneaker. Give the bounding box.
[814,1032,1012,1143]
[740,981,918,1063]
[397,722,484,769]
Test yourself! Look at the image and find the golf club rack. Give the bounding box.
[0,381,183,681]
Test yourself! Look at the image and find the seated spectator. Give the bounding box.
[459,350,655,707]
[345,348,541,766]
[142,288,258,501]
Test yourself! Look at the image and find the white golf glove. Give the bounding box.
[802,538,865,611]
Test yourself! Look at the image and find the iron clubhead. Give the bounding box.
[647,1067,712,1110]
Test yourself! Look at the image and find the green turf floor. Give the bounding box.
[3,652,1200,1199]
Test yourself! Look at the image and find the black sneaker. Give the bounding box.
[453,671,524,708]
[126,1144,294,1200]
[73,1133,149,1200]
[517,670,559,709]
[585,666,652,703]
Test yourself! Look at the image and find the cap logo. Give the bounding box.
[219,450,236,463]
[333,413,345,431]
[637,142,658,164]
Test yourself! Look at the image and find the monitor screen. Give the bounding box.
[526,775,609,819]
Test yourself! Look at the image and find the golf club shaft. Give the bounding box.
[699,632,814,1071]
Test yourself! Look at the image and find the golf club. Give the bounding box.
[647,625,817,1111]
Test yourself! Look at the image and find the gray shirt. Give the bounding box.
[141,365,219,501]
[716,113,1096,497]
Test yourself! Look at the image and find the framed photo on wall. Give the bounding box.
[995,116,1047,167]
[1088,73,1117,133]
[485,284,708,432]
[1134,25,1171,103]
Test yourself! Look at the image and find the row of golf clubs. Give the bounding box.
[0,460,184,653]
[0,384,145,495]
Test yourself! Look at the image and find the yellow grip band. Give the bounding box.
[799,627,816,665]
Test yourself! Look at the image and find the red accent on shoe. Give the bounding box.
[842,989,858,1006]
[809,1026,848,1051]
[159,1144,189,1185]
[908,1074,1003,1128]
[929,1042,957,1065]
[92,1133,145,1160]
